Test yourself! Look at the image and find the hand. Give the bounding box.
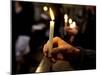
[43,37,80,62]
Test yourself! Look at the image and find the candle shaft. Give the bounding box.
[49,21,54,54]
[35,56,52,72]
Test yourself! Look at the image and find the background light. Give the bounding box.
[43,6,48,11]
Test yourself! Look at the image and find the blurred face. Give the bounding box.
[15,2,23,14]
[64,24,78,36]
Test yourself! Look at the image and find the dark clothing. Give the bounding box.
[69,47,96,70]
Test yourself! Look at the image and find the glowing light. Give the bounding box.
[64,14,68,23]
[49,8,55,20]
[43,6,48,11]
[70,21,76,28]
[68,18,72,24]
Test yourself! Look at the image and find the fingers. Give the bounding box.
[51,53,64,63]
[43,45,65,62]
[52,47,64,53]
[43,36,79,63]
[50,48,65,61]
[43,37,67,62]
[43,43,48,56]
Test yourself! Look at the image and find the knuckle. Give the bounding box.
[54,36,60,40]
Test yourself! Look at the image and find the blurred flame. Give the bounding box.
[69,18,72,24]
[64,14,68,23]
[70,21,76,28]
[49,8,55,20]
[43,6,48,11]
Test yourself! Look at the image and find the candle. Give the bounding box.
[49,21,54,53]
[35,56,52,72]
[35,8,55,73]
[49,8,55,55]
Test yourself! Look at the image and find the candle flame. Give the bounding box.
[70,21,76,28]
[69,18,72,24]
[64,14,68,23]
[49,8,55,20]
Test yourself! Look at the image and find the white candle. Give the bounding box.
[35,21,54,72]
[49,8,55,53]
[49,21,54,52]
[35,7,55,73]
